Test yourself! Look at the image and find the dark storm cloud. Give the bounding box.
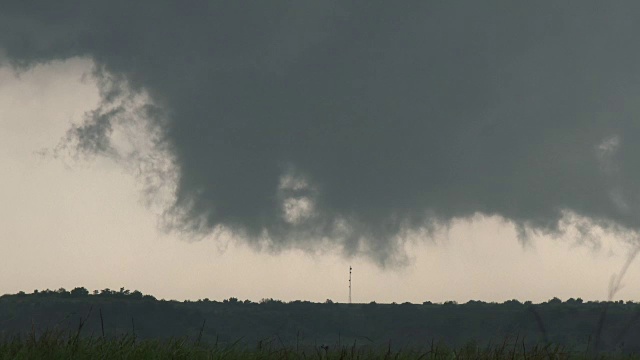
[3,1,640,264]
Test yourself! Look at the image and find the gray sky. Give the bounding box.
[2,2,640,303]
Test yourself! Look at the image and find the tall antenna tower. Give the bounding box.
[349,266,352,304]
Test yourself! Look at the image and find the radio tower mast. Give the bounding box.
[349,266,352,304]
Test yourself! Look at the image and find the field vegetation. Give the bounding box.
[1,288,640,358]
[0,330,579,359]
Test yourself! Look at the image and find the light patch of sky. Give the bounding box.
[1,58,639,303]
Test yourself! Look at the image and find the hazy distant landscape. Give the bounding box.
[2,288,640,356]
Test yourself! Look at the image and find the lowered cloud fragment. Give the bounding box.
[3,2,640,265]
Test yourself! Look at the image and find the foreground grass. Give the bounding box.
[0,331,633,360]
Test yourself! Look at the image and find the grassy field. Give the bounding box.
[0,330,620,360]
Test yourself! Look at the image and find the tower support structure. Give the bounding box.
[349,266,352,304]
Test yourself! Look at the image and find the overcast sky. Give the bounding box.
[2,2,640,303]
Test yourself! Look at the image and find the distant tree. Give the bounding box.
[465,300,486,306]
[324,299,334,304]
[503,299,521,306]
[260,298,283,305]
[100,288,112,296]
[70,287,89,297]
[547,297,562,304]
[565,297,583,305]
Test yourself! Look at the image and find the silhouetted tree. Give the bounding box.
[70,287,89,297]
